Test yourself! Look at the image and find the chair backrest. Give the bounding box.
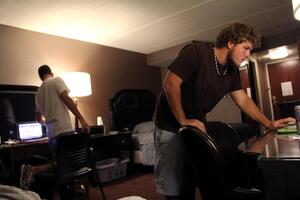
[55,132,91,179]
[54,132,106,200]
[228,123,258,143]
[179,121,243,199]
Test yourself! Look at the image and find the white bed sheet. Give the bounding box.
[132,121,155,166]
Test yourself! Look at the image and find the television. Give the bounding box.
[0,84,39,141]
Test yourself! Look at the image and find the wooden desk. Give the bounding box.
[0,131,132,185]
[239,131,276,155]
[239,132,300,200]
[0,139,49,185]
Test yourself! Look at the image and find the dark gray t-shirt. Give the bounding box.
[154,42,242,132]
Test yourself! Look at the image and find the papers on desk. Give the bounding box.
[277,123,299,139]
[4,139,17,145]
[277,125,297,135]
[277,128,297,134]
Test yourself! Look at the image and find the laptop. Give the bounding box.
[17,121,47,142]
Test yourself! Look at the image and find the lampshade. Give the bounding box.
[61,72,92,97]
[292,0,300,20]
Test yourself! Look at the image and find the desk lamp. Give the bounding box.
[62,72,92,130]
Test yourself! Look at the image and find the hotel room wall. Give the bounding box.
[268,60,300,103]
[0,24,162,130]
[298,38,300,58]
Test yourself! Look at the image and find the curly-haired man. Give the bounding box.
[153,23,294,200]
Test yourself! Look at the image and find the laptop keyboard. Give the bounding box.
[20,137,48,143]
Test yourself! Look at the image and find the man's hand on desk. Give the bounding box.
[79,118,91,134]
[265,117,296,133]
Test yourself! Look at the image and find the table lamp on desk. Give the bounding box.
[61,72,92,130]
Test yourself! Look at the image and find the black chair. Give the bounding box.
[34,132,106,200]
[228,123,258,143]
[179,121,263,200]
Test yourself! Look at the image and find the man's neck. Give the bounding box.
[42,74,53,81]
[215,48,228,65]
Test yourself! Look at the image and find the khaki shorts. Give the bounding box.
[154,126,196,196]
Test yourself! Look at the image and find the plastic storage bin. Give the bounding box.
[96,157,130,183]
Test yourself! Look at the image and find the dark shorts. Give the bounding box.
[48,137,57,160]
[48,130,76,160]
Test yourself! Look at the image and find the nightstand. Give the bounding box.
[90,131,132,161]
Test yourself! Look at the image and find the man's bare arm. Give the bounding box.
[35,111,45,124]
[59,91,90,133]
[164,70,206,133]
[230,89,295,130]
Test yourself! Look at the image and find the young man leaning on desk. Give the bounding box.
[153,23,295,200]
[20,65,90,190]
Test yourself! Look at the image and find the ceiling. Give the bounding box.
[0,0,299,54]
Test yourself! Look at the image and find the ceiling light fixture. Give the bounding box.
[268,47,289,60]
[292,0,300,20]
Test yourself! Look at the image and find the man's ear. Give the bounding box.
[227,41,234,49]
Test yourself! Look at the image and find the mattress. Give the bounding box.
[109,90,156,166]
[131,121,155,166]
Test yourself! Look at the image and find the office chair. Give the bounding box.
[179,121,263,200]
[34,132,106,200]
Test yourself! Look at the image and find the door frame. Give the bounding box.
[264,56,299,120]
[239,57,264,133]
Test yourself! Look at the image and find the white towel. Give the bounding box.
[0,184,41,200]
[118,196,146,200]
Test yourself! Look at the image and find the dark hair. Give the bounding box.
[215,23,259,48]
[38,65,52,80]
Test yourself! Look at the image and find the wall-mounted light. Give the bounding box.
[61,72,92,130]
[268,47,289,60]
[292,0,300,20]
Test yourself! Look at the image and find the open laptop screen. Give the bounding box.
[17,122,44,141]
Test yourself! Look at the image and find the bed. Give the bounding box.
[109,89,156,166]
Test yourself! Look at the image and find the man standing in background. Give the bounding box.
[20,65,90,190]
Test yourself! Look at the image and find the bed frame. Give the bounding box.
[109,89,156,131]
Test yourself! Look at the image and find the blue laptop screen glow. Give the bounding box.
[17,122,43,141]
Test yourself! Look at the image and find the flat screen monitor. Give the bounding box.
[0,85,38,141]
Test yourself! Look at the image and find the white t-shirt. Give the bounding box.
[35,77,73,138]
